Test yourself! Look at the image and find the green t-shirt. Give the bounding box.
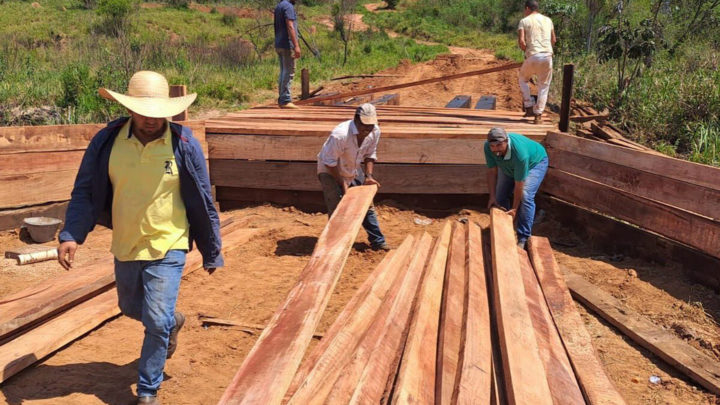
[484,133,547,181]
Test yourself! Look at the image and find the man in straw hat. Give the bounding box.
[317,103,390,251]
[485,127,548,248]
[57,71,223,405]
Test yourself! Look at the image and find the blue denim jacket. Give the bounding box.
[59,117,224,268]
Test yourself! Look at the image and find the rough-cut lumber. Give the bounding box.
[446,95,472,108]
[210,160,488,194]
[208,135,486,164]
[436,222,467,405]
[454,222,492,405]
[565,271,720,396]
[0,202,68,232]
[347,232,434,405]
[545,131,720,190]
[0,151,84,176]
[517,249,585,405]
[547,147,720,221]
[296,63,522,105]
[284,235,416,404]
[391,222,451,404]
[490,208,553,405]
[218,185,377,405]
[0,170,77,209]
[527,237,625,405]
[543,169,720,258]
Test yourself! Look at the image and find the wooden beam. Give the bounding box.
[301,68,310,100]
[391,222,451,404]
[0,170,76,210]
[0,202,68,232]
[436,222,467,404]
[296,63,522,105]
[210,160,487,195]
[490,208,553,405]
[170,85,189,121]
[446,95,472,108]
[559,64,574,132]
[517,248,585,405]
[284,235,416,404]
[527,237,625,405]
[217,186,377,405]
[545,131,720,190]
[208,134,486,164]
[454,222,492,404]
[547,147,720,221]
[565,271,720,396]
[543,169,720,258]
[347,232,435,405]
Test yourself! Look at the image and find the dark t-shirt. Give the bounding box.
[274,0,298,49]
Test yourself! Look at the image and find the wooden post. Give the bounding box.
[301,68,310,100]
[170,85,189,121]
[558,64,574,133]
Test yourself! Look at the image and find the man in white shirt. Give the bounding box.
[518,0,556,123]
[317,103,389,250]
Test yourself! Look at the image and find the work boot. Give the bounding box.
[523,106,534,117]
[279,102,300,109]
[371,243,391,252]
[137,396,160,405]
[167,311,185,359]
[534,113,542,124]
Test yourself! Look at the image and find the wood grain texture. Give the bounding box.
[545,131,720,190]
[527,237,625,405]
[517,249,585,405]
[543,169,720,258]
[0,170,77,209]
[490,208,553,405]
[348,232,435,405]
[454,222,492,405]
[218,186,377,405]
[391,222,452,404]
[565,271,720,396]
[436,222,467,404]
[210,160,488,194]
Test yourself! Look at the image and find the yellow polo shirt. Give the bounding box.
[108,119,189,261]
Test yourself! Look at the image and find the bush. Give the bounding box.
[221,13,238,27]
[97,0,137,36]
[167,0,190,8]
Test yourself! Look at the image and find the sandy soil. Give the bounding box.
[0,203,718,404]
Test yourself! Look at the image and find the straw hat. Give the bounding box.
[99,71,197,118]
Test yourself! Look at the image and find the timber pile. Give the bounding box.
[206,105,555,209]
[218,208,625,404]
[543,132,720,266]
[0,120,206,231]
[0,216,261,383]
[569,101,653,152]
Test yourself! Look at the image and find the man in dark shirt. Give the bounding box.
[274,0,301,109]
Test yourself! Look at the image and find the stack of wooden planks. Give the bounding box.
[569,101,653,152]
[0,216,260,384]
[206,105,555,209]
[218,207,625,404]
[0,120,206,231]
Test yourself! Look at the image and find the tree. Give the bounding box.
[332,0,358,66]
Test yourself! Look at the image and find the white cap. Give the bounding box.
[356,103,378,125]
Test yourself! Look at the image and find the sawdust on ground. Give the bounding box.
[0,204,718,404]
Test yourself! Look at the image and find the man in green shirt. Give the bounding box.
[484,127,548,248]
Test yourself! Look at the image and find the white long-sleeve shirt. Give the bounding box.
[317,120,380,182]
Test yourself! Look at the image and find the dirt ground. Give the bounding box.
[0,202,719,405]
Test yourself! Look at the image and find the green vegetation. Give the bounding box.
[0,0,446,124]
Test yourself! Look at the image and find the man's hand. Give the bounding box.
[487,197,499,210]
[506,208,517,219]
[293,46,301,59]
[58,241,78,270]
[205,268,216,275]
[364,176,381,188]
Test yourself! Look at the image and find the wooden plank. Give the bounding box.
[565,272,720,396]
[543,169,720,258]
[490,208,553,405]
[517,248,585,405]
[454,222,492,405]
[545,131,720,190]
[0,150,84,176]
[209,160,488,194]
[347,232,435,405]
[475,95,497,110]
[170,85,189,121]
[446,95,472,108]
[547,147,720,221]
[527,237,625,405]
[436,222,467,404]
[208,134,486,164]
[217,186,377,405]
[296,63,522,105]
[0,170,76,209]
[0,202,68,232]
[391,222,451,404]
[284,235,416,404]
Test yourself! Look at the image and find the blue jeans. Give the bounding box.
[114,249,186,398]
[495,157,548,244]
[276,48,295,105]
[318,172,387,247]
